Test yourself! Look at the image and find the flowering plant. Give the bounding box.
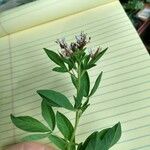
[10,32,122,150]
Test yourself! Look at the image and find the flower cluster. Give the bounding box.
[56,32,91,57]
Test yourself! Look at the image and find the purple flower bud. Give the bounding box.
[75,32,91,50]
[56,38,68,49]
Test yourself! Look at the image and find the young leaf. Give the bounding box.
[81,71,90,97]
[22,133,49,141]
[44,48,65,67]
[89,72,103,96]
[49,134,67,150]
[41,100,55,131]
[37,90,74,111]
[52,67,68,73]
[89,48,108,65]
[56,111,74,140]
[10,114,50,132]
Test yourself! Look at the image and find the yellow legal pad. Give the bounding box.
[0,0,150,149]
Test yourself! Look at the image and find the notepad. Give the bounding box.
[0,0,150,149]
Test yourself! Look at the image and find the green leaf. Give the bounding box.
[84,131,107,150]
[52,67,68,73]
[81,71,90,97]
[43,98,60,107]
[103,122,122,148]
[85,64,96,70]
[71,74,78,89]
[89,48,108,65]
[10,114,50,132]
[98,128,109,140]
[85,134,99,150]
[82,132,98,150]
[37,90,74,111]
[44,48,65,67]
[49,134,67,150]
[90,72,103,96]
[41,100,55,131]
[22,133,49,141]
[83,122,121,150]
[56,112,74,140]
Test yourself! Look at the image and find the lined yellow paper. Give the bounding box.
[0,1,150,150]
[0,0,116,38]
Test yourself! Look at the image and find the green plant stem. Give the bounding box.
[67,62,82,150]
[68,110,80,150]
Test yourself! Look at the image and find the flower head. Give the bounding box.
[56,38,73,57]
[56,38,68,50]
[75,32,91,49]
[55,32,91,58]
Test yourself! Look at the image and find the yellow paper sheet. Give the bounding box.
[0,1,150,150]
[0,0,115,37]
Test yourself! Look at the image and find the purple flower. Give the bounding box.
[56,38,73,57]
[75,32,91,49]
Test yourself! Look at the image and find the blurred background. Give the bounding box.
[0,0,150,53]
[0,0,36,12]
[120,0,150,53]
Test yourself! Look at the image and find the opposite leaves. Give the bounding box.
[10,114,50,132]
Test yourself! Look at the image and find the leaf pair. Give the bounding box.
[81,71,103,98]
[74,71,103,109]
[44,48,68,73]
[78,122,121,150]
[10,99,56,141]
[10,114,50,133]
[10,114,51,141]
[48,112,74,150]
